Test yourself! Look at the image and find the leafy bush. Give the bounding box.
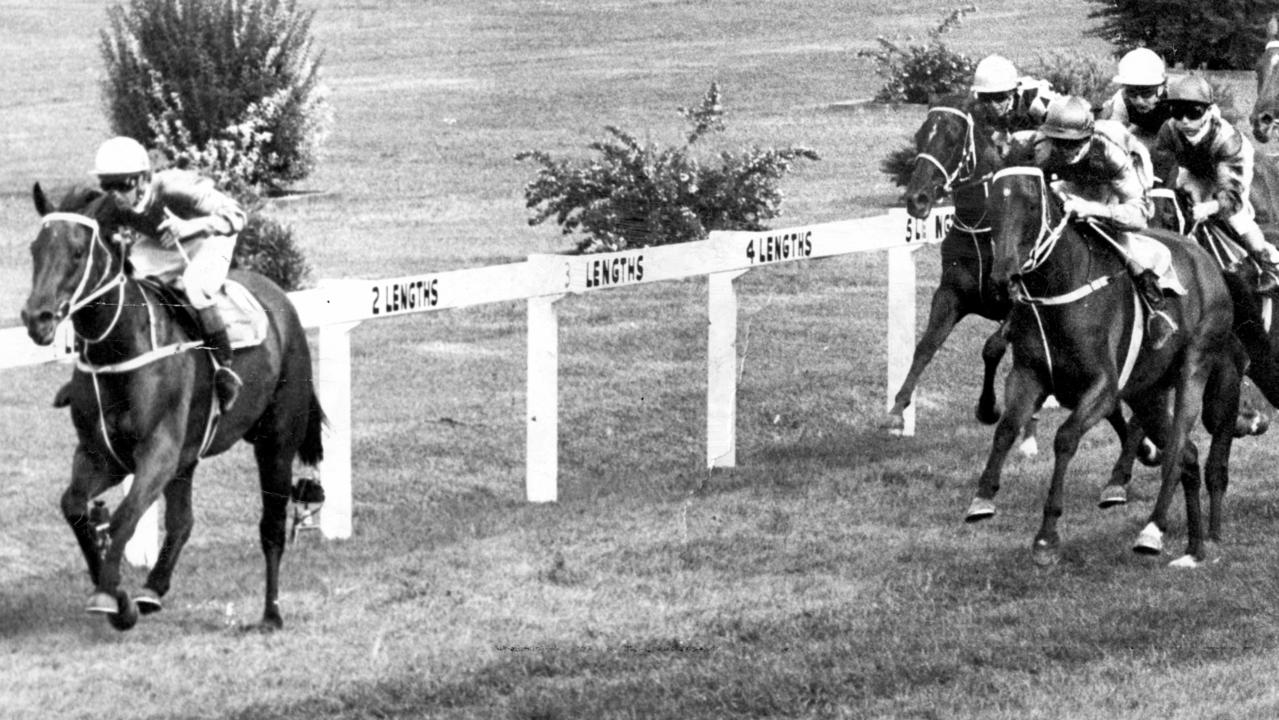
[1086,0,1279,70]
[1025,51,1116,108]
[857,5,978,104]
[232,209,312,291]
[516,83,819,253]
[100,0,332,191]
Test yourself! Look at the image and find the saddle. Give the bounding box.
[137,277,270,349]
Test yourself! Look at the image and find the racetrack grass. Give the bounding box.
[5,1,1279,719]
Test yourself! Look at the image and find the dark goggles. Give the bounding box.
[1123,85,1161,100]
[1168,103,1208,121]
[100,175,141,193]
[977,91,1014,103]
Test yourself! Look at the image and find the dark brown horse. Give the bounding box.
[966,168,1244,566]
[20,183,324,631]
[886,98,1037,448]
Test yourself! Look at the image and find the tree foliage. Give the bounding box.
[1086,0,1279,70]
[857,5,978,104]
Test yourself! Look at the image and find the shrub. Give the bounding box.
[1025,51,1116,108]
[857,5,978,104]
[232,209,312,291]
[1086,0,1279,70]
[516,83,819,253]
[100,0,332,191]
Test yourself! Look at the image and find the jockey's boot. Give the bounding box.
[197,306,243,412]
[1252,253,1279,295]
[1136,270,1178,350]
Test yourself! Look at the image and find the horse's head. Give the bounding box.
[988,167,1059,297]
[1252,16,1279,144]
[905,101,978,219]
[20,182,127,345]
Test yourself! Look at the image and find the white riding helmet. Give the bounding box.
[1113,48,1166,86]
[972,55,1019,94]
[91,136,151,176]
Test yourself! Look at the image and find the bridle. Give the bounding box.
[914,106,984,193]
[991,168,1072,276]
[39,212,128,345]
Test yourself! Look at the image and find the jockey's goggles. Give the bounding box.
[977,90,1014,103]
[1168,103,1208,121]
[99,175,142,193]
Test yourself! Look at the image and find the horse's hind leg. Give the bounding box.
[1099,408,1139,508]
[137,462,198,614]
[61,446,127,588]
[253,440,294,630]
[884,283,967,429]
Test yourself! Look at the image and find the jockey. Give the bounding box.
[92,136,248,411]
[1098,48,1171,148]
[1014,95,1179,348]
[969,54,1057,132]
[1151,75,1279,294]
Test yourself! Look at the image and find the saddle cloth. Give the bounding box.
[219,280,269,349]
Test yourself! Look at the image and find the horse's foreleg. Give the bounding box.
[977,323,1009,425]
[884,284,966,429]
[1033,381,1117,566]
[138,463,198,614]
[60,446,126,587]
[253,442,294,631]
[966,365,1045,523]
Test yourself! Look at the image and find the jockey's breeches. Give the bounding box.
[128,233,237,309]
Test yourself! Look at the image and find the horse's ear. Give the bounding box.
[1269,15,1277,41]
[32,182,52,216]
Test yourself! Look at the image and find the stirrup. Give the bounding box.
[1146,311,1178,350]
[214,366,243,412]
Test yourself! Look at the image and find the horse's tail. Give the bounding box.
[299,390,325,467]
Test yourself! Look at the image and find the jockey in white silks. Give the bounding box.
[91,136,248,411]
[1011,95,1181,349]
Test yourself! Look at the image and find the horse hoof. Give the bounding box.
[1017,436,1039,457]
[1098,484,1128,509]
[880,413,905,431]
[1133,522,1164,555]
[86,591,117,615]
[1168,554,1201,569]
[1235,409,1270,438]
[1031,539,1059,566]
[975,405,1002,425]
[965,498,996,523]
[136,588,163,615]
[1136,438,1162,467]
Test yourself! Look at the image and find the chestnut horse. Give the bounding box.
[966,168,1244,566]
[21,183,323,631]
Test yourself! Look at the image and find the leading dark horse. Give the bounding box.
[21,183,324,631]
[885,98,1031,441]
[966,168,1244,566]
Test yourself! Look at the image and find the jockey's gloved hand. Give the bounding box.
[1062,197,1109,220]
[158,210,214,248]
[1191,200,1221,223]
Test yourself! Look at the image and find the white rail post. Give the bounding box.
[527,293,564,502]
[317,320,360,539]
[707,269,748,468]
[886,243,918,437]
